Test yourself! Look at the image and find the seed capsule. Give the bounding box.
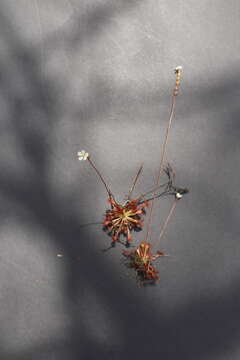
[174,66,183,96]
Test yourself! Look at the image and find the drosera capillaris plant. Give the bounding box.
[78,66,189,284]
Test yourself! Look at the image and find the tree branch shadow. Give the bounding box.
[0,2,239,360]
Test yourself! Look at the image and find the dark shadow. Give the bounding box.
[0,2,239,360]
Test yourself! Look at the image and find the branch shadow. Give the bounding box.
[0,2,239,360]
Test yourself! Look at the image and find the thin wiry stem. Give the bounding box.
[153,198,178,248]
[144,67,183,244]
[144,92,177,243]
[158,93,177,179]
[87,157,113,199]
[79,221,103,228]
[141,190,169,203]
[138,181,169,201]
[128,164,143,200]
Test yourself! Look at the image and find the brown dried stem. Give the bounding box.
[87,156,113,199]
[153,198,178,248]
[127,164,143,200]
[144,67,182,244]
[145,92,176,241]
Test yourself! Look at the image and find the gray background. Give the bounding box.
[0,1,239,359]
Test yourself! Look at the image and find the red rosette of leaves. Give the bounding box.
[122,242,165,284]
[103,198,149,245]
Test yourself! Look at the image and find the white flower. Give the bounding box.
[176,192,183,199]
[77,150,89,161]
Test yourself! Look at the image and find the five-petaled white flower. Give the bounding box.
[77,150,89,161]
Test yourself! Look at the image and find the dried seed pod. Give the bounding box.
[174,66,183,96]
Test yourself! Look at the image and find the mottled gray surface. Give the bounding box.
[0,1,239,359]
